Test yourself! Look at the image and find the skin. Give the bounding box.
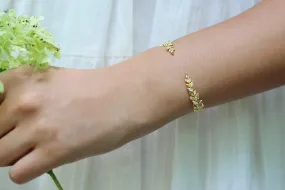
[0,0,284,184]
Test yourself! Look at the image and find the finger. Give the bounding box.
[0,126,35,167]
[0,86,40,138]
[9,147,63,184]
[0,98,18,138]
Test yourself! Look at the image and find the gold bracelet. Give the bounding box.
[160,41,175,55]
[161,41,204,112]
[185,73,204,112]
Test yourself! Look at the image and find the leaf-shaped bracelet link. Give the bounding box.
[160,41,175,55]
[185,73,204,112]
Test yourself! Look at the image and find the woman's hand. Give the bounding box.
[0,64,159,184]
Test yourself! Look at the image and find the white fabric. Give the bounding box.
[1,0,285,190]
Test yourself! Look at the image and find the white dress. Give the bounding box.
[1,0,285,190]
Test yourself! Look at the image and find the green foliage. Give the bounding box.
[0,9,60,71]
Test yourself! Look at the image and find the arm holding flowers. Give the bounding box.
[0,0,284,185]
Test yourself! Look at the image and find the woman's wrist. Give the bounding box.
[106,47,192,142]
[135,47,193,118]
[105,0,285,144]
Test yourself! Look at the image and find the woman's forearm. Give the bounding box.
[3,1,285,183]
[109,0,285,140]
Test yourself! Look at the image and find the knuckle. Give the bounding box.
[44,133,71,159]
[44,144,63,159]
[33,125,48,139]
[32,121,57,142]
[16,92,41,113]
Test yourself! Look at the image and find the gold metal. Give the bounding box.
[185,73,204,112]
[160,41,175,55]
[161,40,203,111]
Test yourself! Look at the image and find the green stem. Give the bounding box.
[47,170,64,190]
